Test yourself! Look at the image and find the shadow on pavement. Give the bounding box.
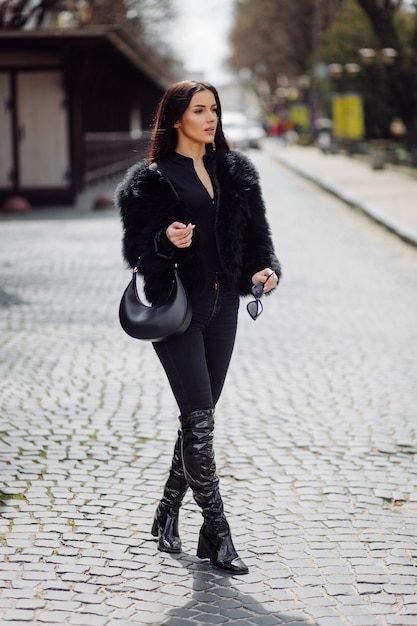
[160,562,316,626]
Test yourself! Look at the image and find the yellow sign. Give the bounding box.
[289,104,311,132]
[332,93,364,140]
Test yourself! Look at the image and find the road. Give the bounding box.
[1,150,417,626]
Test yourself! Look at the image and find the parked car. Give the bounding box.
[246,118,266,148]
[221,111,266,150]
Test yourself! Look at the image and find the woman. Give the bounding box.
[116,80,281,575]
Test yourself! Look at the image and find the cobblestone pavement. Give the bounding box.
[1,151,417,626]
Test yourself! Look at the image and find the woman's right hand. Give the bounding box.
[166,222,195,248]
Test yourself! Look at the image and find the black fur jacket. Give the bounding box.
[116,149,281,304]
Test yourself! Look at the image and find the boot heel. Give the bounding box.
[196,525,249,574]
[151,506,182,553]
[196,528,210,559]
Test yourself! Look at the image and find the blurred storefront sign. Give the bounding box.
[289,103,311,133]
[332,93,364,140]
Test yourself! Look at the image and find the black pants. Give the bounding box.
[153,272,239,416]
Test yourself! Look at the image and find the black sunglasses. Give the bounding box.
[246,282,264,320]
[246,273,275,320]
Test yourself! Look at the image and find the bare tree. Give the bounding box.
[0,0,174,41]
[0,0,59,28]
[229,0,345,94]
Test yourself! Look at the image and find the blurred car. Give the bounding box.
[221,111,248,149]
[246,119,266,148]
[221,111,266,150]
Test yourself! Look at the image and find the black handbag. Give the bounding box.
[119,266,192,342]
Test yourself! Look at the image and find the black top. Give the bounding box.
[155,151,222,272]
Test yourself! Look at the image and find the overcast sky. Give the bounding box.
[169,0,234,85]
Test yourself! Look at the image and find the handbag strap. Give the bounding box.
[133,259,178,275]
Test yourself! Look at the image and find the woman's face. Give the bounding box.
[175,89,218,146]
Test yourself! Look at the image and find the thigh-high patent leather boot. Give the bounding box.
[151,428,188,553]
[180,409,248,575]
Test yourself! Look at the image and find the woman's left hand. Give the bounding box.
[251,268,278,294]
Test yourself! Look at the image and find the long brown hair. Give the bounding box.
[148,80,230,163]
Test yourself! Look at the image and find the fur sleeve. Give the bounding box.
[240,170,281,291]
[115,161,181,270]
[220,151,281,292]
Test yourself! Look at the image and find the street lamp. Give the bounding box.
[358,47,398,140]
[345,63,361,77]
[328,63,360,84]
[328,63,343,81]
[358,48,376,65]
[359,48,398,66]
[358,47,398,168]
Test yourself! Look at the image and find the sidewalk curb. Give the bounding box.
[266,145,417,248]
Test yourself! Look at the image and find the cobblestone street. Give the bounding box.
[1,150,417,626]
